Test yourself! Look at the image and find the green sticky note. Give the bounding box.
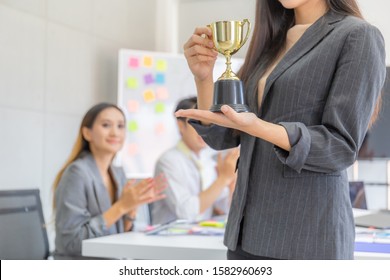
[128,121,138,132]
[155,102,165,113]
[126,77,138,89]
[156,59,167,71]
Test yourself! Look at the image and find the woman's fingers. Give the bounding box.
[221,105,240,122]
[183,27,213,49]
[176,109,233,128]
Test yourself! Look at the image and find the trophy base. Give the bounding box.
[210,103,250,113]
[210,79,250,113]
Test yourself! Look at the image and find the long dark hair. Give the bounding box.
[52,102,125,207]
[239,0,363,113]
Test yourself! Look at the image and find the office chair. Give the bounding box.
[0,189,50,259]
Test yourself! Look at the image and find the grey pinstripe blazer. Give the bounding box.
[54,151,127,259]
[191,11,386,259]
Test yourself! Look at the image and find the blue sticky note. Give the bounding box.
[155,73,165,84]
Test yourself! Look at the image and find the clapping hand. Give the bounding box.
[120,174,167,213]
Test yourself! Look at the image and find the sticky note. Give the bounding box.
[143,90,155,102]
[155,123,166,135]
[127,120,138,132]
[198,221,225,228]
[126,77,138,89]
[143,56,153,67]
[127,143,138,156]
[155,102,165,113]
[156,87,169,100]
[156,59,167,71]
[128,57,139,68]
[127,100,139,113]
[144,73,154,85]
[155,73,165,84]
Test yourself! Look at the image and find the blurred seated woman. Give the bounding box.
[53,103,166,259]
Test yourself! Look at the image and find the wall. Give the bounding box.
[0,0,157,250]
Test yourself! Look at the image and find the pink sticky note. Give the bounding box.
[155,122,166,135]
[127,143,138,156]
[129,57,139,68]
[156,87,169,100]
[127,100,139,113]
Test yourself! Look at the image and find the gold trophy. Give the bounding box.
[209,19,251,112]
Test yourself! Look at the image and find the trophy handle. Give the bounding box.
[241,19,251,48]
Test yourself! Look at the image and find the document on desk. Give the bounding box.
[355,228,390,254]
[145,219,225,236]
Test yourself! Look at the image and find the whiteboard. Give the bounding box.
[116,49,243,178]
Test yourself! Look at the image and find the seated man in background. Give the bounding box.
[150,97,239,224]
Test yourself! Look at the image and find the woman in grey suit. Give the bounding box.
[179,0,386,259]
[53,103,166,259]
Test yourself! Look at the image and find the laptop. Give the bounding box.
[354,210,390,229]
[349,181,367,209]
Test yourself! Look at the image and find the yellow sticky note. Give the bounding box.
[128,121,138,132]
[155,102,165,113]
[156,59,167,71]
[198,221,225,228]
[143,90,155,103]
[143,56,153,67]
[126,77,138,89]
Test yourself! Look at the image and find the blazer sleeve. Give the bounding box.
[275,23,386,173]
[55,164,109,255]
[189,120,240,150]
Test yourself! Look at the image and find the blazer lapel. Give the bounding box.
[261,11,344,107]
[83,153,111,214]
[109,166,125,232]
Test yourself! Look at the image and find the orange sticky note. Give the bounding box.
[143,90,155,102]
[143,56,153,67]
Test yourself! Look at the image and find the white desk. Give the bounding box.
[82,231,390,260]
[82,209,390,260]
[82,232,226,260]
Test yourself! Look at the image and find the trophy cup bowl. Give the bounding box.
[209,19,251,113]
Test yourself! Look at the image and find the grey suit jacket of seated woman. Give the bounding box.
[191,11,386,259]
[54,151,127,259]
